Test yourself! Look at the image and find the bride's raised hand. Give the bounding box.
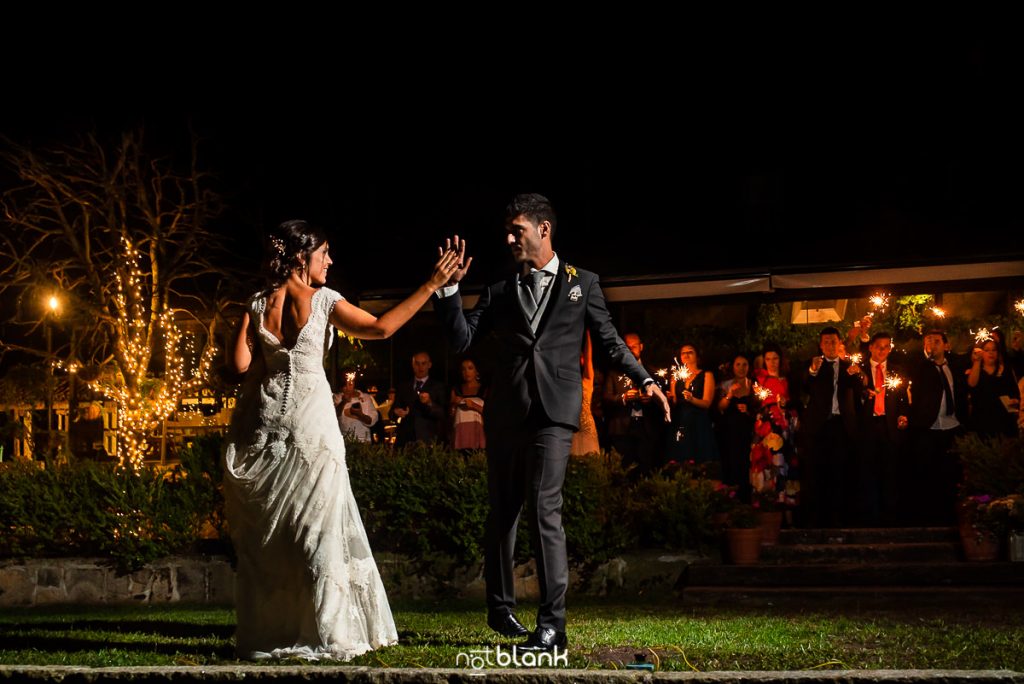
[437,235,473,287]
[427,247,463,290]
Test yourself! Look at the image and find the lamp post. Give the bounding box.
[44,294,60,455]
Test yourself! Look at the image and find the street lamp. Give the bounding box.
[44,293,61,456]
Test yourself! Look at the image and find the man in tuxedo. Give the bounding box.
[907,330,968,525]
[392,351,446,447]
[801,326,863,527]
[603,333,666,477]
[434,194,670,652]
[853,331,909,526]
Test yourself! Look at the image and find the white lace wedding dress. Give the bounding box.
[222,286,397,660]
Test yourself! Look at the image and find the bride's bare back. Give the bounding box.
[262,285,316,350]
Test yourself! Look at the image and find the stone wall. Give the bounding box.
[0,557,236,607]
[0,550,697,607]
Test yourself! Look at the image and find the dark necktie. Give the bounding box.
[937,363,954,415]
[414,379,424,394]
[521,271,543,318]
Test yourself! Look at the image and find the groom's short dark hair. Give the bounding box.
[506,193,557,238]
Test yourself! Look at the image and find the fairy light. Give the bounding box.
[87,237,218,471]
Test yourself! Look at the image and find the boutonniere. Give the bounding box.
[564,263,577,283]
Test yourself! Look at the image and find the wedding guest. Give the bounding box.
[334,371,379,444]
[716,353,755,501]
[801,327,863,527]
[669,343,719,468]
[451,357,487,450]
[966,336,1020,438]
[393,351,446,447]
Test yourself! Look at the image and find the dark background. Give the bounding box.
[4,29,1023,298]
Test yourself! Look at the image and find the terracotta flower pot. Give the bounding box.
[959,524,1000,562]
[725,527,762,564]
[755,510,783,547]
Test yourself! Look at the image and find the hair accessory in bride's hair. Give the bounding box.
[270,237,286,256]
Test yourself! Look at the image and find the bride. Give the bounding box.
[223,219,460,660]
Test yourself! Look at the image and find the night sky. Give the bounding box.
[4,32,1023,300]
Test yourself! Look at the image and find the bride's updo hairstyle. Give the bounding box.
[264,219,329,287]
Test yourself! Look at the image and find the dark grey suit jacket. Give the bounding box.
[436,262,649,431]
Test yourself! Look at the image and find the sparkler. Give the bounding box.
[868,292,890,311]
[884,373,903,391]
[753,383,772,402]
[972,327,997,345]
[346,371,357,383]
[1015,299,1024,316]
[848,352,862,366]
[929,306,946,318]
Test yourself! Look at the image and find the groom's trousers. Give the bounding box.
[484,407,573,632]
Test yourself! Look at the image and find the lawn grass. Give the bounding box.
[1,596,1022,670]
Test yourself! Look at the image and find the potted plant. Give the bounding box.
[725,504,761,564]
[709,482,738,529]
[958,495,1002,561]
[954,434,1024,561]
[751,488,785,547]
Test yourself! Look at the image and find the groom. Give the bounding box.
[435,194,670,652]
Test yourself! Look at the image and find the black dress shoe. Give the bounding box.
[487,610,530,638]
[518,626,567,652]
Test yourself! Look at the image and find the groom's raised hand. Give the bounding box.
[438,235,473,287]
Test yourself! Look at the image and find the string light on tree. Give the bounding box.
[87,237,217,471]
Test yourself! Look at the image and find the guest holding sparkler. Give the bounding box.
[749,344,800,515]
[603,333,665,472]
[668,344,719,468]
[853,331,909,526]
[802,327,863,527]
[966,333,1020,438]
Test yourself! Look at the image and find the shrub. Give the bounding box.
[2,438,727,572]
[0,434,225,574]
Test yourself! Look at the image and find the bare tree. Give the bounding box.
[1,128,227,467]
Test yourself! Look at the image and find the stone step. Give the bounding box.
[776,527,959,545]
[758,541,961,564]
[683,562,1024,588]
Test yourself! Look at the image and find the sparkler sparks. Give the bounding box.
[930,306,946,318]
[972,327,998,345]
[869,292,890,310]
[884,373,903,391]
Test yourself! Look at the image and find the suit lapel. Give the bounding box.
[508,274,535,338]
